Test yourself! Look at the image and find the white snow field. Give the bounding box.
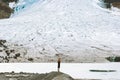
[0,0,120,62]
[0,63,120,80]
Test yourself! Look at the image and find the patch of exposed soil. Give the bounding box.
[0,71,74,80]
[0,0,18,19]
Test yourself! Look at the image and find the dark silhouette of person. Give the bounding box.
[57,58,61,72]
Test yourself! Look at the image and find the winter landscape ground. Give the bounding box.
[0,0,120,63]
[0,63,120,80]
[0,0,120,80]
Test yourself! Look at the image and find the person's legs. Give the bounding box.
[58,62,60,72]
[58,68,60,72]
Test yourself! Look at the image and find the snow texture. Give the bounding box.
[0,0,120,61]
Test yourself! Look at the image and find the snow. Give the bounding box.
[12,0,44,16]
[0,63,120,79]
[0,0,120,59]
[9,2,16,9]
[0,1,120,79]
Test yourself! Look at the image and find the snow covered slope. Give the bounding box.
[0,0,120,62]
[12,0,44,16]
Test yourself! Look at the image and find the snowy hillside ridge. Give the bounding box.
[0,0,120,62]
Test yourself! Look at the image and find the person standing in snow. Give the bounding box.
[57,58,61,72]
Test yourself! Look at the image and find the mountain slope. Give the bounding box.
[0,0,120,62]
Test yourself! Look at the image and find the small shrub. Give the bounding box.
[106,56,120,62]
[10,49,15,53]
[0,40,6,45]
[5,50,10,56]
[0,50,3,52]
[14,53,21,59]
[11,71,15,74]
[15,53,20,57]
[28,58,34,62]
